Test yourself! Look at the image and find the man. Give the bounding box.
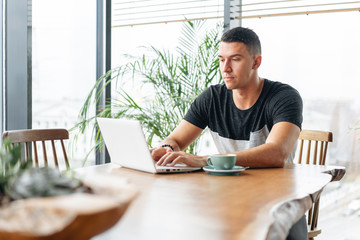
[151,27,306,240]
[151,27,302,169]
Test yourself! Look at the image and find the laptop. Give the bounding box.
[96,118,201,174]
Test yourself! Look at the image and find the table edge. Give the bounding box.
[265,165,346,240]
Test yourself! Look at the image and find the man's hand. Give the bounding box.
[150,120,205,167]
[155,150,207,167]
[150,146,173,162]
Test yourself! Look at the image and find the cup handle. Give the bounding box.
[206,157,213,166]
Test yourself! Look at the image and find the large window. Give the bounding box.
[110,1,224,151]
[111,0,224,67]
[32,0,97,168]
[242,11,360,166]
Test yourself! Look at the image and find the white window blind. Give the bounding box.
[112,0,224,27]
[237,0,360,19]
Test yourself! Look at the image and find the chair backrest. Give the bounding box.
[297,130,333,165]
[297,130,333,239]
[2,129,70,170]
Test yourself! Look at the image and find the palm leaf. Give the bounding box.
[71,20,222,161]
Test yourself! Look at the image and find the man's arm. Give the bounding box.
[150,120,207,167]
[232,121,300,168]
[152,120,300,168]
[162,120,204,151]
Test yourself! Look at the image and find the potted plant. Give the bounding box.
[0,139,90,204]
[0,140,137,239]
[72,21,222,160]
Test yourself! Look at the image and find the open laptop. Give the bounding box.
[96,118,201,174]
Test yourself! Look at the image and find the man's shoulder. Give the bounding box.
[208,83,227,91]
[264,79,300,96]
[200,83,227,97]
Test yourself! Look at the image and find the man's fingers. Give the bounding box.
[159,152,177,166]
[156,151,170,165]
[151,147,168,162]
[169,157,182,167]
[155,151,197,167]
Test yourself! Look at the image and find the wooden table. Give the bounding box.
[76,163,345,240]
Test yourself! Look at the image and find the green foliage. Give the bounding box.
[5,167,88,200]
[0,140,32,196]
[0,139,89,204]
[72,21,222,160]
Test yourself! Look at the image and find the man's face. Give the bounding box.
[218,41,260,90]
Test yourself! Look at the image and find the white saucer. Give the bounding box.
[203,166,248,176]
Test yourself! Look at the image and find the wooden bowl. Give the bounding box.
[0,173,137,240]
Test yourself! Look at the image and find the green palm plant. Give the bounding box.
[72,21,222,160]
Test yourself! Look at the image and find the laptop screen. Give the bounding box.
[97,118,157,173]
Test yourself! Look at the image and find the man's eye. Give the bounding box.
[219,59,225,62]
[232,58,240,61]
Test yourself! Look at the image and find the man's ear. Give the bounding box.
[252,55,262,70]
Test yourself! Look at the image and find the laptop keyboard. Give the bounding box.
[155,163,189,169]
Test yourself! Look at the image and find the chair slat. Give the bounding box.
[306,140,311,164]
[319,142,324,165]
[25,142,30,161]
[33,141,39,167]
[19,143,23,163]
[42,140,48,166]
[312,141,318,165]
[51,140,59,168]
[298,140,304,164]
[321,142,329,165]
[60,139,70,170]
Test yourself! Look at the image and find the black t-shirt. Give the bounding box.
[183,79,303,160]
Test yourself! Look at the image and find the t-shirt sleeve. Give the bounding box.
[183,87,212,129]
[270,87,303,129]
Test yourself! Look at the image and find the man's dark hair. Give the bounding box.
[221,27,261,56]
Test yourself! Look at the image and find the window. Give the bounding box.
[110,1,224,151]
[242,11,360,167]
[32,0,97,168]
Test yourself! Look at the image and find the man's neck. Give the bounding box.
[232,77,264,110]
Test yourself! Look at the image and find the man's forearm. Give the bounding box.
[160,137,182,151]
[233,143,288,168]
[233,122,300,168]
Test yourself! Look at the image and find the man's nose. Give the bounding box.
[223,60,231,72]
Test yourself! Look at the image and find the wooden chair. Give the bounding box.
[297,130,333,240]
[2,129,70,170]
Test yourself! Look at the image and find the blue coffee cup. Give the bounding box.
[206,154,237,170]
